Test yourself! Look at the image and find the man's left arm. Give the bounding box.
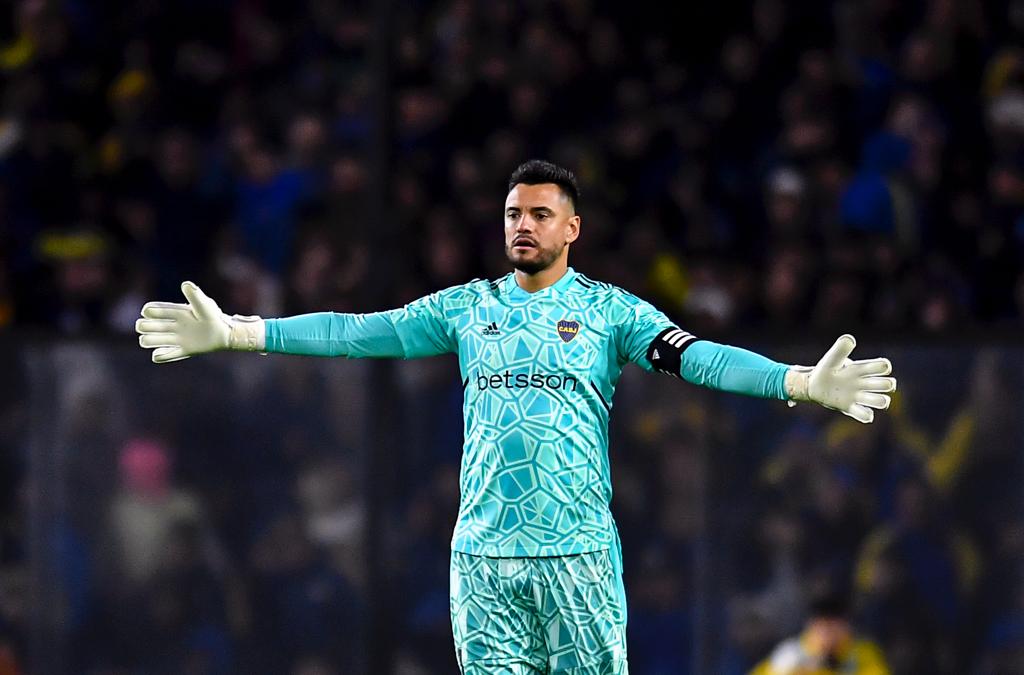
[618,298,896,424]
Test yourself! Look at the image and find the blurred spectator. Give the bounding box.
[855,476,978,673]
[107,439,204,588]
[247,512,362,673]
[750,585,890,675]
[628,546,692,675]
[232,142,313,276]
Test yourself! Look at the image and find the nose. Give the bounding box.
[515,216,535,233]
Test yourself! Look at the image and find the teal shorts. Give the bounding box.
[449,548,628,674]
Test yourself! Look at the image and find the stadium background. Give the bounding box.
[1,0,1023,673]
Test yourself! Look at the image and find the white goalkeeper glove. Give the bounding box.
[785,334,896,424]
[135,281,265,363]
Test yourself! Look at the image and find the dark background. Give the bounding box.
[1,1,1023,673]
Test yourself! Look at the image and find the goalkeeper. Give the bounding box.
[136,160,896,675]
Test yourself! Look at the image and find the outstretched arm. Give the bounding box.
[645,329,790,399]
[136,281,456,363]
[620,299,896,423]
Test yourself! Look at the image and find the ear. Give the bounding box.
[565,215,581,244]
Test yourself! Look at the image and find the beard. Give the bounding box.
[505,241,564,274]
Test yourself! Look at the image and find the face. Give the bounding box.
[504,183,580,273]
[806,617,852,656]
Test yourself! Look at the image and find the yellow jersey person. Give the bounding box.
[750,588,890,675]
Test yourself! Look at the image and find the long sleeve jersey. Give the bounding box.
[265,268,789,557]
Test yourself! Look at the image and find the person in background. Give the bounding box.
[750,586,889,675]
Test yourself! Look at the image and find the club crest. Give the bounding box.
[556,319,580,343]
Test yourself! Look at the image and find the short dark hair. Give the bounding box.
[508,159,580,210]
[808,586,851,620]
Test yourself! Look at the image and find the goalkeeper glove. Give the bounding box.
[785,334,896,424]
[135,281,264,363]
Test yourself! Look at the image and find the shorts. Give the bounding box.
[449,548,628,674]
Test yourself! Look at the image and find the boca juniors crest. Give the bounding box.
[556,319,581,343]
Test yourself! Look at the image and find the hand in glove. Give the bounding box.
[785,334,896,424]
[135,282,264,363]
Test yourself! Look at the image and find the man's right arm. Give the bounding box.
[264,297,455,359]
[136,281,457,363]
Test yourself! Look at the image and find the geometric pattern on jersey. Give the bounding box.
[430,268,676,557]
[459,661,628,675]
[450,549,628,674]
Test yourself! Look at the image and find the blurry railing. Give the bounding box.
[5,340,1023,674]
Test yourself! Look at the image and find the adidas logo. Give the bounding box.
[482,321,501,336]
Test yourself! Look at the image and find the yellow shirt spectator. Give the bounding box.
[750,587,890,675]
[750,631,890,675]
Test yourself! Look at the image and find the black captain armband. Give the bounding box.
[646,327,701,378]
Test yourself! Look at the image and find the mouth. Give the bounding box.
[512,238,537,250]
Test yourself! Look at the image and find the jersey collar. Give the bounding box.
[505,267,578,300]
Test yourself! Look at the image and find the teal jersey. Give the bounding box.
[265,267,789,557]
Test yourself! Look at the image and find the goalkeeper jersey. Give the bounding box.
[265,267,789,557]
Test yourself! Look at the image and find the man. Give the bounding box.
[136,160,897,674]
[750,587,890,675]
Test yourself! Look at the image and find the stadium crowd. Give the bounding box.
[1,0,1024,334]
[1,0,1024,674]
[1,341,1021,674]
